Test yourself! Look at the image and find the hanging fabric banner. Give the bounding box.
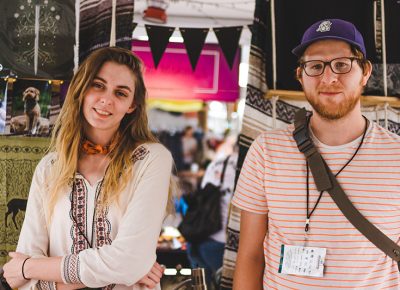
[179,27,209,71]
[366,0,400,96]
[145,25,175,68]
[0,80,6,135]
[220,0,270,288]
[79,0,134,63]
[213,26,243,69]
[0,0,75,80]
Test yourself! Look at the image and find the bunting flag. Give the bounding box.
[179,27,209,71]
[145,25,175,68]
[213,26,243,69]
[0,0,75,80]
[247,24,254,35]
[79,0,134,63]
[132,22,138,34]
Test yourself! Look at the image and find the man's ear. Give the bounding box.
[296,67,304,87]
[361,60,372,86]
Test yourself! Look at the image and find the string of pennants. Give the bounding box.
[133,23,253,70]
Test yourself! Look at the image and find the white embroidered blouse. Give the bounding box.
[17,143,172,290]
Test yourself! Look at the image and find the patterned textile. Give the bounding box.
[62,254,82,284]
[79,0,134,63]
[0,136,49,265]
[0,0,75,79]
[220,0,400,288]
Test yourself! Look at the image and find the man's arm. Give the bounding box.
[233,209,267,290]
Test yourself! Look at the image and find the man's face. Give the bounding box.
[297,39,371,120]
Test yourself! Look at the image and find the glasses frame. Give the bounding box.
[300,57,360,77]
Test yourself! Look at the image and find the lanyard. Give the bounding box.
[305,117,369,232]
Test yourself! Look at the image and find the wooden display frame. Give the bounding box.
[265,89,400,108]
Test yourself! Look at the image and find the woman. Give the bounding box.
[3,47,174,290]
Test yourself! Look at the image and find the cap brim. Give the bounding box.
[292,36,366,57]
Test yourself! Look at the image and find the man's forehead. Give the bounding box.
[302,39,352,60]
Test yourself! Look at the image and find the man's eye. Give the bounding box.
[335,62,349,69]
[309,63,323,71]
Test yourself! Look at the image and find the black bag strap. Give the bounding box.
[219,155,231,186]
[293,108,400,262]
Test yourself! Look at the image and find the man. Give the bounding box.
[232,19,400,289]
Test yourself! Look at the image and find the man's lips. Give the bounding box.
[319,91,341,96]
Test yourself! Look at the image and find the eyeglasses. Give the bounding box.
[300,57,360,77]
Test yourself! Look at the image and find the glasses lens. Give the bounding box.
[331,58,353,74]
[303,60,324,76]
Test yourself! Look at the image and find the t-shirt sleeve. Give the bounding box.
[231,135,268,214]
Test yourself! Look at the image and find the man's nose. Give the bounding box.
[320,64,338,83]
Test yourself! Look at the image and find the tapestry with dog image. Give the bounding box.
[10,79,52,137]
[0,135,49,266]
[0,80,6,134]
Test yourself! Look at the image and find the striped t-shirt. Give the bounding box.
[232,122,400,289]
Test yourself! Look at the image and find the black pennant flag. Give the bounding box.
[179,27,209,70]
[248,24,254,35]
[132,22,138,34]
[213,26,243,69]
[145,25,175,68]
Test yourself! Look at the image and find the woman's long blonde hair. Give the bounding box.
[47,47,175,219]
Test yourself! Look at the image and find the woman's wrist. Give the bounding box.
[22,257,31,280]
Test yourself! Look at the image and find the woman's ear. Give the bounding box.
[127,105,136,114]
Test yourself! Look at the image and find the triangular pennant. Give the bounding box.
[213,26,243,69]
[179,27,209,70]
[132,22,138,33]
[145,25,175,68]
[247,24,254,34]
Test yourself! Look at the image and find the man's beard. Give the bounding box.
[305,85,363,120]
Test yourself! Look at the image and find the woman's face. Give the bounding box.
[82,61,136,138]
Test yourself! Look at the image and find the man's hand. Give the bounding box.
[136,262,165,289]
[3,252,31,289]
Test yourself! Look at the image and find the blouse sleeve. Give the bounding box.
[61,144,172,287]
[16,155,51,290]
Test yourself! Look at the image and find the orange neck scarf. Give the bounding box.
[81,139,110,155]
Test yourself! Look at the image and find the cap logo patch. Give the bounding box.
[316,20,332,33]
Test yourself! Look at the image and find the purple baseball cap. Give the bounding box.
[292,19,366,57]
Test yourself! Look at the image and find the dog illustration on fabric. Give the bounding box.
[10,82,51,136]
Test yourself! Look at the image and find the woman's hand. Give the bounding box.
[136,262,165,289]
[3,252,31,289]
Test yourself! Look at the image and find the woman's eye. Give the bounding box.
[92,82,104,89]
[116,91,127,98]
